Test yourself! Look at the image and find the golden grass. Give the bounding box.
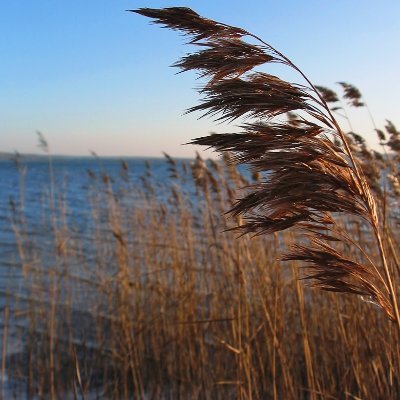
[2,155,399,399]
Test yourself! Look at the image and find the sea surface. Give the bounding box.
[0,155,196,290]
[0,155,204,396]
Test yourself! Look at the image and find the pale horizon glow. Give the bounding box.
[1,1,399,157]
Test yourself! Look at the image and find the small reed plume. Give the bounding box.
[337,82,364,107]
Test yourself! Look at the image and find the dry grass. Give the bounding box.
[1,153,399,399]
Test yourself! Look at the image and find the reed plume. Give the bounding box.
[337,82,364,107]
[132,7,400,327]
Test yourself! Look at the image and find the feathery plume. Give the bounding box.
[337,82,364,107]
[133,7,400,325]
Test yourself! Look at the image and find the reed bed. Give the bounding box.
[1,152,399,399]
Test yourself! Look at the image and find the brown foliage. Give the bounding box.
[134,7,399,324]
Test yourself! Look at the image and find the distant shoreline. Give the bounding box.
[0,152,193,162]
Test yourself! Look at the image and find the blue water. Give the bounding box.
[0,156,199,305]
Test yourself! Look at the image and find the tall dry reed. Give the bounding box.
[132,7,400,331]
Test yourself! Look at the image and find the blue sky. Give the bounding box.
[1,1,399,157]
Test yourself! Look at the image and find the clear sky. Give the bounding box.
[1,1,399,157]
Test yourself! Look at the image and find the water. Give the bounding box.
[0,155,203,395]
[2,154,210,289]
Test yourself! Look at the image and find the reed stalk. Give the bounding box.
[133,7,400,333]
